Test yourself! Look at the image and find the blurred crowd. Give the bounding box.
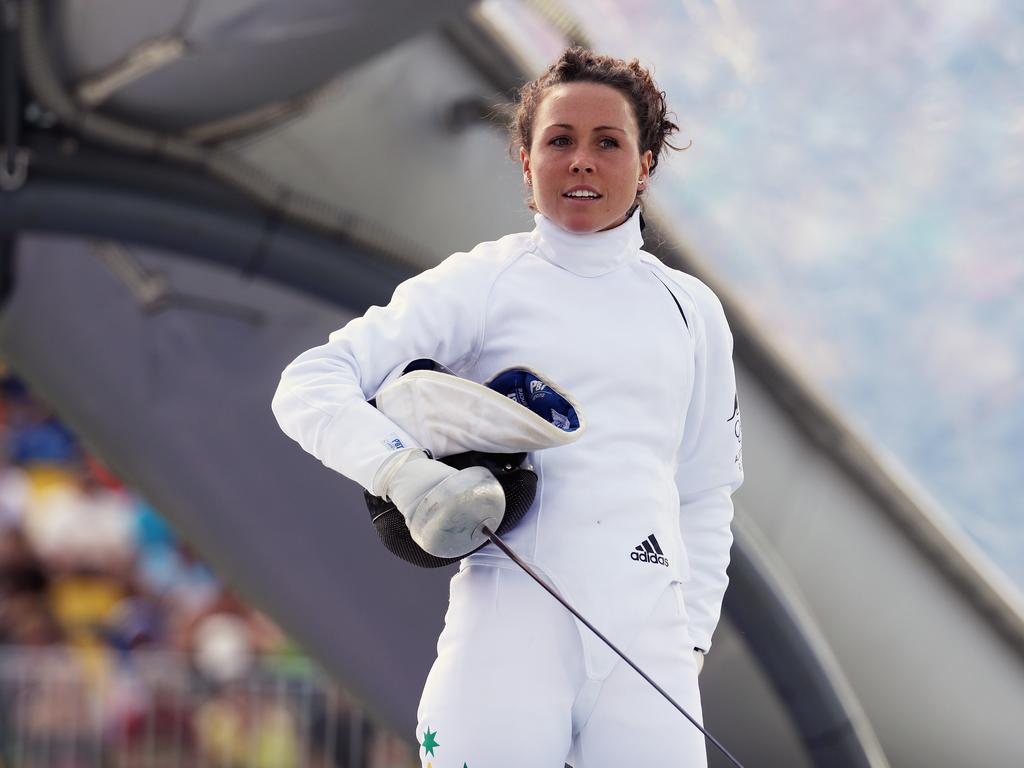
[0,363,413,767]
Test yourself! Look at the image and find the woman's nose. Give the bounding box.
[570,156,594,173]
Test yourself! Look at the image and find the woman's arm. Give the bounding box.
[271,249,494,494]
[674,285,744,654]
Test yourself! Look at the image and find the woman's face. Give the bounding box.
[521,82,652,234]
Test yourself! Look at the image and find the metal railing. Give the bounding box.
[0,646,416,768]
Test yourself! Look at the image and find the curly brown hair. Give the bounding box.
[510,47,684,202]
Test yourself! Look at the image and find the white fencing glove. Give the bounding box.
[694,649,705,676]
[373,448,505,559]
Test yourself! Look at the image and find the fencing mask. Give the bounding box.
[365,359,585,567]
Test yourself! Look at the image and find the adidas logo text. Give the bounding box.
[630,534,669,567]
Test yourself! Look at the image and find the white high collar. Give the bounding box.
[530,208,644,277]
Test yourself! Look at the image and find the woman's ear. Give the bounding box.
[639,149,653,182]
[520,146,532,185]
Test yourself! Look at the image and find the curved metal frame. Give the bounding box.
[725,524,885,767]
[0,152,408,311]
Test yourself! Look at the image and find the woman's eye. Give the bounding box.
[550,136,571,147]
[599,138,619,149]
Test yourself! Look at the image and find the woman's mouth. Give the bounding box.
[563,188,602,201]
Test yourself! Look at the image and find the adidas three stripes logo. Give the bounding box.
[630,534,669,567]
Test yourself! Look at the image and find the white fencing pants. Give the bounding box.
[415,564,707,767]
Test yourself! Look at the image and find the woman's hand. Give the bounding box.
[377,450,506,558]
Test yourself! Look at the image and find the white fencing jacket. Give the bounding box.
[272,209,744,678]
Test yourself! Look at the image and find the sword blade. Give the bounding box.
[481,525,746,768]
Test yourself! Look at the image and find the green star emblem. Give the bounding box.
[421,727,439,756]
